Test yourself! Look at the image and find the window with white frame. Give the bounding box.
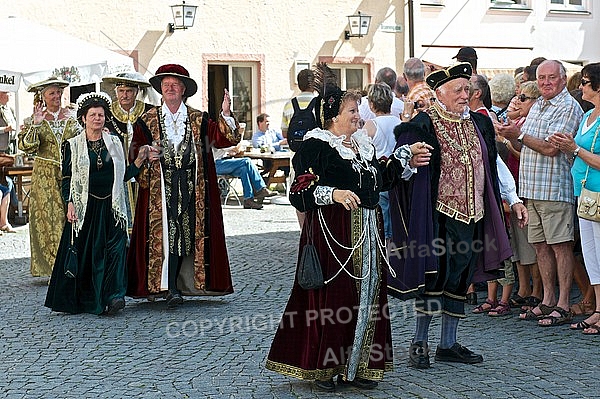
[328,65,368,91]
[549,0,588,12]
[489,0,530,9]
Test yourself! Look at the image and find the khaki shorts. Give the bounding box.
[527,199,574,245]
[509,211,537,265]
[496,258,515,287]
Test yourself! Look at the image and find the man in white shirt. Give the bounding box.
[0,91,17,154]
[358,67,404,121]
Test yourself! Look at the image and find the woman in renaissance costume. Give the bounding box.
[265,63,431,391]
[18,77,79,277]
[45,92,152,315]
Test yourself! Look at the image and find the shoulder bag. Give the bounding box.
[577,124,600,222]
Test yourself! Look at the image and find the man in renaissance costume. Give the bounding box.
[102,72,153,233]
[126,64,240,307]
[388,63,526,368]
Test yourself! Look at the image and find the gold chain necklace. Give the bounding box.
[87,138,105,170]
[431,111,476,164]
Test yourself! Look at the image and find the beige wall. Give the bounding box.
[1,0,406,128]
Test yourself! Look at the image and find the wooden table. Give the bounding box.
[1,165,33,224]
[245,151,292,187]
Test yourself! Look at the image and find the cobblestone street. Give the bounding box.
[1,202,598,398]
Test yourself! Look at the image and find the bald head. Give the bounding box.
[375,67,397,90]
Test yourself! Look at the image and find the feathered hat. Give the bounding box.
[149,64,197,97]
[76,91,112,124]
[313,62,344,126]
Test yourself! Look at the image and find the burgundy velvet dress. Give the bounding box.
[265,129,409,383]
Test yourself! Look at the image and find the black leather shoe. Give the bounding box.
[107,297,125,315]
[337,377,378,390]
[166,291,184,308]
[466,292,477,305]
[408,341,431,369]
[314,378,335,392]
[435,343,483,364]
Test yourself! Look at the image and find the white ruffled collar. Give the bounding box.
[304,128,374,161]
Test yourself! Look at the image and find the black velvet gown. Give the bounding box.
[265,130,409,382]
[45,139,140,315]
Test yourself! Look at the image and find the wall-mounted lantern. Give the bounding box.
[344,11,372,40]
[169,1,198,33]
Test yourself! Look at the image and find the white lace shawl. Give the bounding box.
[69,131,128,235]
[303,128,375,161]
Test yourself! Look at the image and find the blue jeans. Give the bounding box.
[215,157,266,199]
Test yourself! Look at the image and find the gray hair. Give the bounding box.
[367,83,393,114]
[489,73,516,105]
[538,59,567,79]
[403,58,426,81]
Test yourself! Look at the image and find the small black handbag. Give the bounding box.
[64,224,78,279]
[297,213,324,290]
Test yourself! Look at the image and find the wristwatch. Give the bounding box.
[573,146,581,160]
[517,132,525,143]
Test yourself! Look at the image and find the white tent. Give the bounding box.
[0,16,135,127]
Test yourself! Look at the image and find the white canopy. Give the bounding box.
[0,16,135,130]
[0,16,134,91]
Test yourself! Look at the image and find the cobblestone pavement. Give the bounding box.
[1,201,598,399]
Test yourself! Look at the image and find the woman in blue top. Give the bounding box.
[549,62,600,335]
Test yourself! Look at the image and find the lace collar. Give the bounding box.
[304,128,374,161]
[433,100,471,121]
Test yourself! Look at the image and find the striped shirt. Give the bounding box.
[407,82,436,112]
[519,87,583,203]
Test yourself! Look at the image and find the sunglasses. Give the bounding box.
[580,78,592,86]
[518,94,536,102]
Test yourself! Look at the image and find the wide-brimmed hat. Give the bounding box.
[426,63,473,90]
[452,46,478,61]
[102,72,151,88]
[75,91,112,124]
[149,64,197,97]
[26,76,69,93]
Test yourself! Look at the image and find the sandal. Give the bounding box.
[519,303,554,320]
[0,224,17,233]
[508,294,527,308]
[570,301,595,316]
[538,307,573,327]
[570,311,600,330]
[582,323,600,335]
[472,299,497,314]
[520,296,541,312]
[489,300,511,317]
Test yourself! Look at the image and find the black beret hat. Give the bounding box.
[426,63,472,90]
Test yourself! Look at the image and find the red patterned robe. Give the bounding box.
[126,106,240,297]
